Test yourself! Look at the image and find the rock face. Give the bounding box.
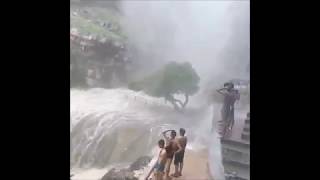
[101,156,152,180]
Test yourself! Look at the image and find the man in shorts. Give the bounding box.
[162,130,182,180]
[217,82,240,137]
[146,139,168,180]
[171,128,187,177]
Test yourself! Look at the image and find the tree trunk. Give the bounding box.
[182,94,189,108]
[165,94,180,111]
[169,99,181,111]
[165,94,189,111]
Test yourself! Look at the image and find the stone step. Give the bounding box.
[222,142,250,154]
[241,130,250,135]
[223,159,250,169]
[243,123,250,132]
[222,152,250,168]
[221,139,250,149]
[243,127,250,132]
[223,161,250,180]
[222,145,250,168]
[225,175,248,180]
[241,132,250,141]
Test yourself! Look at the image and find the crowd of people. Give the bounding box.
[145,128,188,180]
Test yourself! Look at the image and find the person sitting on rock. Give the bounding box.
[146,139,168,180]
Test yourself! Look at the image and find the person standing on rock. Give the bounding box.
[146,139,168,180]
[171,128,188,177]
[162,130,183,180]
[228,87,240,131]
[217,82,240,136]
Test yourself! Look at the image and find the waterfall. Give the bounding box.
[70,88,225,179]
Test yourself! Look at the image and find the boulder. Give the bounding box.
[129,156,152,171]
[101,156,151,180]
[101,168,137,180]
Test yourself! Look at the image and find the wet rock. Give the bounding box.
[225,171,247,180]
[101,168,137,180]
[101,156,151,180]
[129,156,152,171]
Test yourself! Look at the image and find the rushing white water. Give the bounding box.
[70,88,224,179]
[208,103,226,180]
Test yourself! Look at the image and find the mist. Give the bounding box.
[70,1,250,179]
[119,0,250,88]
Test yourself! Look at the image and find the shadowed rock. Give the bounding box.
[101,156,152,180]
[129,156,152,171]
[101,168,137,180]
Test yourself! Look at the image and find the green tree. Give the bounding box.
[129,62,200,111]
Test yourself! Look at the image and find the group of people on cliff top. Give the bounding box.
[146,128,188,180]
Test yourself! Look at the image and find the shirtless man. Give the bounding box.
[217,82,240,136]
[146,139,168,180]
[172,128,188,177]
[162,130,182,180]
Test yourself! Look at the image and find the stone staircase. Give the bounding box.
[241,117,250,141]
[222,113,250,180]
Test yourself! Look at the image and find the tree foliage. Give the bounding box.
[129,62,200,111]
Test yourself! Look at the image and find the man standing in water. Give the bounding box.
[146,139,168,180]
[217,82,240,136]
[172,128,188,177]
[162,130,182,180]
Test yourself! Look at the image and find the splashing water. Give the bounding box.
[70,88,224,179]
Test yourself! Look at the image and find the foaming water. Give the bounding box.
[71,167,110,180]
[70,88,224,179]
[208,131,225,180]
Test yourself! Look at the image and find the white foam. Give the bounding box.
[71,167,109,180]
[70,88,226,180]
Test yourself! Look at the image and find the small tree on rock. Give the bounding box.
[129,62,200,111]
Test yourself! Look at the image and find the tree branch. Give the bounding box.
[174,99,184,107]
[165,94,189,110]
[182,94,189,108]
[165,94,181,111]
